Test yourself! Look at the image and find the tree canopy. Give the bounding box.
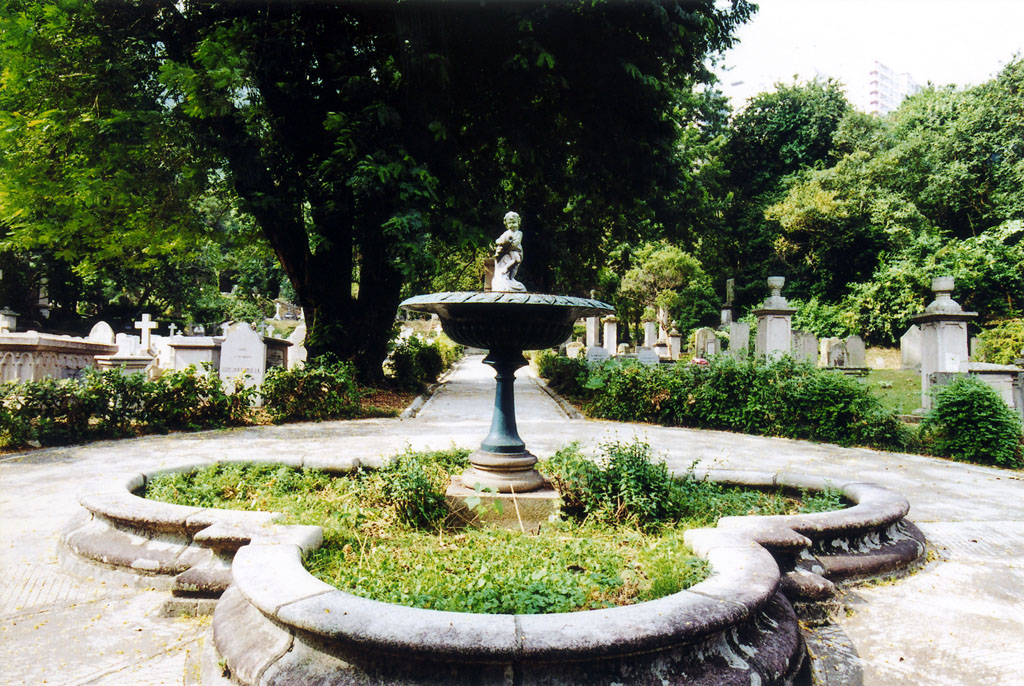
[0,0,753,379]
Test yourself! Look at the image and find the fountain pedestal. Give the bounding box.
[461,348,546,493]
[399,291,614,498]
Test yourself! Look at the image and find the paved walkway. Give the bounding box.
[1,355,1021,685]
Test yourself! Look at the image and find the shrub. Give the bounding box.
[376,448,469,530]
[261,356,361,423]
[584,356,909,450]
[919,375,1023,467]
[80,368,148,437]
[141,365,252,432]
[975,319,1024,365]
[1,376,95,445]
[544,440,682,530]
[388,335,463,390]
[534,352,591,397]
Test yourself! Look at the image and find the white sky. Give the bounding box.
[714,0,1024,111]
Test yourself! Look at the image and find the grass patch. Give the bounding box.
[862,369,920,415]
[145,444,846,614]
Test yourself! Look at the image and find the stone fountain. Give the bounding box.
[58,211,928,685]
[400,211,613,498]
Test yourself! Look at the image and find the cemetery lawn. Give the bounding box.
[862,369,920,415]
[146,457,845,615]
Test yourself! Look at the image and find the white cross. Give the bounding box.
[168,323,178,337]
[134,313,158,351]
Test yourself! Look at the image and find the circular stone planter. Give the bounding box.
[61,462,925,686]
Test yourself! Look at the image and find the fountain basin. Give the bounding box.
[399,292,612,351]
[400,292,613,492]
[61,462,925,685]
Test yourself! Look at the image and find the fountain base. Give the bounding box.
[445,479,560,533]
[461,448,547,493]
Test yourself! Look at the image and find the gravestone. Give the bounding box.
[565,341,584,359]
[287,324,307,369]
[668,329,682,361]
[643,321,658,348]
[791,330,818,363]
[900,325,922,370]
[637,347,660,366]
[720,277,735,326]
[753,277,796,360]
[845,335,867,368]
[603,316,618,356]
[134,314,158,353]
[826,338,847,367]
[264,336,290,370]
[694,327,721,357]
[617,343,630,355]
[88,321,115,345]
[585,346,610,364]
[166,336,221,372]
[585,316,600,349]
[219,322,266,396]
[911,277,976,411]
[728,321,750,358]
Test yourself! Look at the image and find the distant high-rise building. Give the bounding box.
[868,61,922,115]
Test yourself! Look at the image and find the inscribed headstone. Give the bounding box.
[694,327,721,357]
[637,347,660,366]
[791,330,818,363]
[845,335,866,367]
[220,322,266,394]
[728,322,750,358]
[585,347,610,364]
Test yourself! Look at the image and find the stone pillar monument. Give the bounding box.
[668,328,682,360]
[912,277,977,411]
[585,316,600,348]
[753,276,796,360]
[603,316,619,356]
[720,277,735,326]
[643,321,658,348]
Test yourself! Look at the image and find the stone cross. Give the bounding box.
[134,313,158,350]
[168,323,178,337]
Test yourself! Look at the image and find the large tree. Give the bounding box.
[0,0,753,380]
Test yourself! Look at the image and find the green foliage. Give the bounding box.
[0,1,754,380]
[919,376,1023,468]
[616,242,718,335]
[261,356,361,424]
[144,449,714,614]
[0,365,251,448]
[387,335,463,391]
[80,368,149,437]
[141,366,253,433]
[581,356,908,450]
[755,61,1024,344]
[544,440,681,530]
[375,448,468,530]
[975,319,1024,365]
[0,377,94,446]
[535,352,591,397]
[790,296,855,339]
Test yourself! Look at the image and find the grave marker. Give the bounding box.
[220,322,266,397]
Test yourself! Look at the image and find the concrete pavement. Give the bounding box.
[1,354,1022,685]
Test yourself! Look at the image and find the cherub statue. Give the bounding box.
[492,211,527,292]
